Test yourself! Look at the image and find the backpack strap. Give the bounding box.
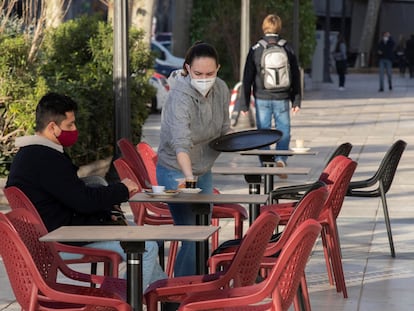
[259,38,287,48]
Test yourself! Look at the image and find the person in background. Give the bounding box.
[239,14,301,178]
[333,33,348,90]
[377,31,395,92]
[156,42,230,278]
[6,92,166,291]
[395,34,407,77]
[405,34,414,78]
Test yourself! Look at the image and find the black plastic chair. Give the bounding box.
[270,142,353,203]
[346,140,407,258]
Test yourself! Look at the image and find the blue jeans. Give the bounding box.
[59,235,166,291]
[255,98,291,163]
[156,164,213,276]
[379,58,392,90]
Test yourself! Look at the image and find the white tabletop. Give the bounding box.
[129,192,269,205]
[239,149,317,156]
[211,166,310,175]
[40,225,219,243]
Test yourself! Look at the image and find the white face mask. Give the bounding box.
[190,77,216,96]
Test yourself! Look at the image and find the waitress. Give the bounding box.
[156,42,231,277]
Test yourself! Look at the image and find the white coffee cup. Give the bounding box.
[152,185,165,193]
[296,139,305,148]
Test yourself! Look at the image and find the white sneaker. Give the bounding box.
[339,87,345,91]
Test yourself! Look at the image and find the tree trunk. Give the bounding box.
[44,0,65,29]
[355,0,382,67]
[172,0,192,57]
[130,0,155,45]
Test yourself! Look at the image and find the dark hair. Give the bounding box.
[182,41,219,76]
[35,92,78,131]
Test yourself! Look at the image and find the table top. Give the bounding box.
[211,166,310,175]
[40,225,220,243]
[130,192,269,205]
[239,149,317,156]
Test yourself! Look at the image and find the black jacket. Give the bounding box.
[6,139,129,232]
[240,34,301,111]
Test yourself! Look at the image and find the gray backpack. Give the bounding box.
[259,38,291,91]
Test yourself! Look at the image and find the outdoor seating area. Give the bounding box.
[1,73,414,311]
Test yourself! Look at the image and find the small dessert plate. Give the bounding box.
[179,188,202,194]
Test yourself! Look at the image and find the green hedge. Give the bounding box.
[0,15,154,176]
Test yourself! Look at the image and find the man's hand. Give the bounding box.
[121,178,139,194]
[292,106,300,114]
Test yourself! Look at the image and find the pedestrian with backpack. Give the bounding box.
[239,14,301,178]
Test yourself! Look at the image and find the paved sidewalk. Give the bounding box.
[1,73,414,310]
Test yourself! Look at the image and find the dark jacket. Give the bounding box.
[377,37,395,61]
[6,135,129,232]
[240,34,301,111]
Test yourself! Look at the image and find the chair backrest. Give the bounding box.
[113,158,173,226]
[0,215,49,311]
[264,219,322,311]
[318,155,357,219]
[263,181,327,257]
[3,186,43,220]
[2,209,63,282]
[223,210,280,287]
[326,142,353,165]
[369,139,407,194]
[117,138,151,188]
[136,141,158,186]
[0,210,130,311]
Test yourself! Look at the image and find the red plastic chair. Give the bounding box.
[0,209,129,311]
[208,181,328,311]
[143,210,280,311]
[135,140,248,251]
[136,141,158,186]
[113,157,178,278]
[3,186,122,278]
[178,219,322,311]
[263,155,357,298]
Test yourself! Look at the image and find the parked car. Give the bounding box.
[151,40,184,77]
[149,72,169,113]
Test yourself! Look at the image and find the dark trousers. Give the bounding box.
[336,60,347,87]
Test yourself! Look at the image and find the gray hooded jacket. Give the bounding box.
[157,73,230,175]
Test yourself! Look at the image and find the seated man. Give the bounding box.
[6,92,166,290]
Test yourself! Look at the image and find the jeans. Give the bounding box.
[156,164,213,276]
[255,98,291,163]
[80,237,166,291]
[379,58,393,90]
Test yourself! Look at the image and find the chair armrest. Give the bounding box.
[270,183,312,202]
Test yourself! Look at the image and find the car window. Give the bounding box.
[151,43,166,61]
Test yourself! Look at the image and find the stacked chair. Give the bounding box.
[263,155,357,298]
[208,181,328,311]
[178,219,322,311]
[143,210,281,311]
[0,209,128,311]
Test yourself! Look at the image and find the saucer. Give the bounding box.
[291,147,311,153]
[179,188,202,194]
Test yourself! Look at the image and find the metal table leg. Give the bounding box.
[120,241,146,311]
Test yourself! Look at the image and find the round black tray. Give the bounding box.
[209,129,283,152]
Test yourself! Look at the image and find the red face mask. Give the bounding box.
[56,129,79,147]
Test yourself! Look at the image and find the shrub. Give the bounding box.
[0,14,155,176]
